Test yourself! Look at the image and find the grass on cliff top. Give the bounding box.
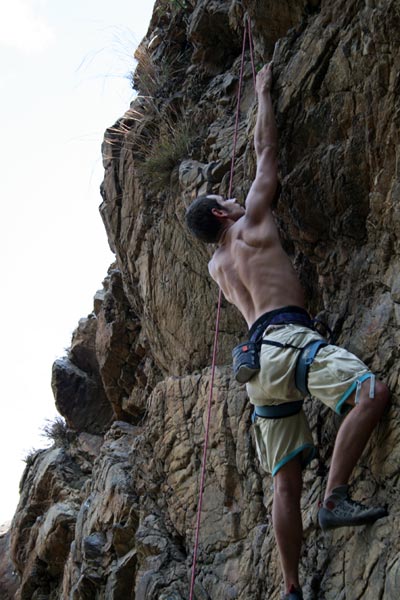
[23,417,72,464]
[105,104,201,192]
[132,40,189,98]
[115,39,203,191]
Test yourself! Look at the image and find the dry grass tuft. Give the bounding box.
[41,416,71,448]
[104,33,200,189]
[136,112,198,189]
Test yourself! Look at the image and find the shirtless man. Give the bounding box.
[185,63,389,600]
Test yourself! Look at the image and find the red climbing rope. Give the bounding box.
[189,15,257,600]
[188,285,222,600]
[228,22,247,198]
[247,15,257,92]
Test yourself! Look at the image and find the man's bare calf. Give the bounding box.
[326,379,390,498]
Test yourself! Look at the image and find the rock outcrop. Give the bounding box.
[3,0,400,598]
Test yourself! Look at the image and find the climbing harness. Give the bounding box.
[232,305,332,405]
[233,306,316,384]
[189,14,257,600]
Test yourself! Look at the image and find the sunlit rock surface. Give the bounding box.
[3,0,400,598]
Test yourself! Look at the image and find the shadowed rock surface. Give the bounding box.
[3,0,400,598]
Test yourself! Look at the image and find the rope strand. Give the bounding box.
[228,23,247,198]
[247,15,257,90]
[188,16,256,599]
[188,287,222,600]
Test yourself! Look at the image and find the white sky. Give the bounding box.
[0,0,155,525]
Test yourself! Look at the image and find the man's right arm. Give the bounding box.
[244,63,278,225]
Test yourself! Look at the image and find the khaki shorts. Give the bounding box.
[246,324,373,476]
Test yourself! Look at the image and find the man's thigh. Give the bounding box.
[308,343,373,415]
[253,410,316,477]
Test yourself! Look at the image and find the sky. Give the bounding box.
[0,0,155,525]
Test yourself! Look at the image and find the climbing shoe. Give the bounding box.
[318,485,388,531]
[282,584,303,599]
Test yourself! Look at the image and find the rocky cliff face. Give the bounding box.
[3,0,400,598]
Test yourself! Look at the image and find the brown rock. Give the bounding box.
[52,357,113,434]
[4,0,400,598]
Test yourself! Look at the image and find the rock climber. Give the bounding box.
[185,62,390,600]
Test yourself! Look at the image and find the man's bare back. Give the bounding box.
[198,63,304,329]
[208,198,305,328]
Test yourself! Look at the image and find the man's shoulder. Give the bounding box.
[236,211,279,243]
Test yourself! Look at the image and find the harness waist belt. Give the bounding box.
[233,307,330,387]
[254,400,304,420]
[268,312,314,328]
[248,306,313,341]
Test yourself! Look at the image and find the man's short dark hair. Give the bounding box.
[185,195,224,243]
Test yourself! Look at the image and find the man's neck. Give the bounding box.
[218,227,229,246]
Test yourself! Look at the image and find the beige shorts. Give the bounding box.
[246,324,373,476]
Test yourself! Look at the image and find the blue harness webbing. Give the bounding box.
[294,339,328,396]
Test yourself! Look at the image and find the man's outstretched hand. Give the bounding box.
[256,63,273,95]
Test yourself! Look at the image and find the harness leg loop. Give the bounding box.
[369,374,376,399]
[355,380,363,405]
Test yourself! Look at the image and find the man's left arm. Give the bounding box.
[244,63,278,224]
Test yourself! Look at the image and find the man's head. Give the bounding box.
[185,194,245,243]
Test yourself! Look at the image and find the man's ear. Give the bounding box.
[211,207,228,219]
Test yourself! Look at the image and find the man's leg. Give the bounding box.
[273,455,303,593]
[325,378,390,498]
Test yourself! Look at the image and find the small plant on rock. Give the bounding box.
[41,416,72,448]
